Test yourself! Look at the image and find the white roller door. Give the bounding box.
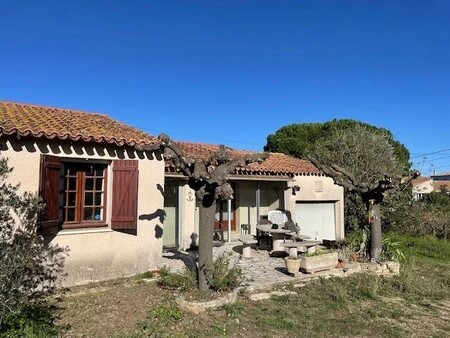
[295,202,336,241]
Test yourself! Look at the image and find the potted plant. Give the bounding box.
[284,254,301,275]
[299,250,339,274]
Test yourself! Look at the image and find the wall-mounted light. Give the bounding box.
[291,185,300,195]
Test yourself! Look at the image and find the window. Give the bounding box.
[61,162,107,228]
[40,155,139,235]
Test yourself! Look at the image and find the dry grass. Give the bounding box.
[57,234,450,338]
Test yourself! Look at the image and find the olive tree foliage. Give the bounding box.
[0,156,65,333]
[159,134,268,291]
[265,120,415,260]
[265,120,411,232]
[308,125,416,259]
[384,189,450,240]
[265,119,410,173]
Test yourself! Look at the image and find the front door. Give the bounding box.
[214,199,236,232]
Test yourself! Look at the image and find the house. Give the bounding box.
[0,101,165,286]
[431,173,450,193]
[412,177,434,200]
[412,175,450,200]
[163,141,345,250]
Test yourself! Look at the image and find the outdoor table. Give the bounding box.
[280,240,321,258]
[255,224,293,252]
[290,233,312,241]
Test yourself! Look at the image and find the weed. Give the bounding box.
[157,266,197,291]
[209,253,245,292]
[151,305,183,321]
[381,237,405,261]
[223,302,244,318]
[211,323,229,336]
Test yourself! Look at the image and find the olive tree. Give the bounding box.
[0,156,65,334]
[307,124,416,260]
[159,134,268,291]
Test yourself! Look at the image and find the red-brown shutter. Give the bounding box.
[111,159,139,230]
[39,155,61,236]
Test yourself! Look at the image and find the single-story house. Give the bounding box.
[412,175,450,200]
[1,100,345,286]
[412,177,434,200]
[0,101,165,286]
[163,142,345,250]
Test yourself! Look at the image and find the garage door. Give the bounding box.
[295,202,336,241]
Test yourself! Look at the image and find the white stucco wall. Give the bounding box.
[180,183,198,250]
[412,179,433,200]
[1,137,165,286]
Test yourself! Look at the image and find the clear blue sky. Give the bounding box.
[1,0,449,175]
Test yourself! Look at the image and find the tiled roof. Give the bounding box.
[0,101,158,148]
[166,141,321,177]
[412,177,432,185]
[433,180,450,192]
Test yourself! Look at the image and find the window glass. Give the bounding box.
[61,162,107,225]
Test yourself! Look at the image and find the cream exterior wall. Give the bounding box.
[1,137,165,286]
[173,175,344,243]
[179,183,198,250]
[286,175,345,240]
[412,179,433,200]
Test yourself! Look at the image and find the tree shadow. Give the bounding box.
[139,209,166,224]
[154,224,163,239]
[162,250,198,271]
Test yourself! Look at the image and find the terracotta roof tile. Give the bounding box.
[412,177,432,185]
[433,180,450,192]
[0,101,158,148]
[167,141,321,176]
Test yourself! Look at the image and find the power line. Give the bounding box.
[410,148,450,159]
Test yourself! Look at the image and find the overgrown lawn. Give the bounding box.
[59,234,450,338]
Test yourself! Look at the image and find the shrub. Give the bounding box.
[0,157,65,335]
[209,253,244,292]
[380,237,405,261]
[157,266,197,291]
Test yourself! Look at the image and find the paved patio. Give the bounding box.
[160,242,368,292]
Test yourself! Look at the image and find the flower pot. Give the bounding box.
[284,257,301,275]
[300,251,339,273]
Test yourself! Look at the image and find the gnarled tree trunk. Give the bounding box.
[198,195,216,291]
[366,200,382,260]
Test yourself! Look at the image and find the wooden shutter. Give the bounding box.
[39,155,61,236]
[111,160,139,230]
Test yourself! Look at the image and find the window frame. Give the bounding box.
[60,160,109,230]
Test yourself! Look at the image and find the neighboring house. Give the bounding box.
[0,101,165,286]
[163,142,345,249]
[431,173,450,193]
[412,175,450,200]
[412,177,434,200]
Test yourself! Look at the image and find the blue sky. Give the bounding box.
[1,0,449,175]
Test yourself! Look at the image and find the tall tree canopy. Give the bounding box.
[265,119,410,173]
[265,120,415,260]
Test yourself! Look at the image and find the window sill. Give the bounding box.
[57,227,114,236]
[62,222,108,230]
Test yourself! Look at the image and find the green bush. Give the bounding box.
[209,253,244,292]
[157,266,197,291]
[381,237,405,261]
[0,157,65,335]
